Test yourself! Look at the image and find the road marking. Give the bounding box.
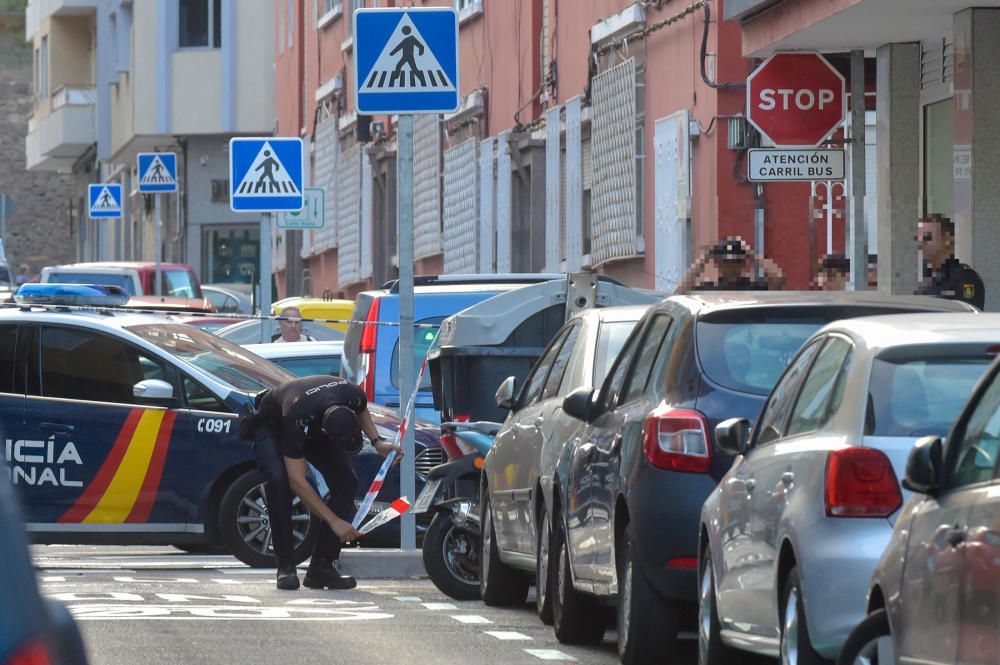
[393,596,422,602]
[484,631,532,641]
[41,576,66,582]
[217,568,274,575]
[66,604,393,621]
[421,602,457,610]
[36,569,136,575]
[211,579,274,585]
[524,650,576,661]
[451,615,492,624]
[114,577,199,584]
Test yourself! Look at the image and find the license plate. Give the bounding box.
[413,478,442,514]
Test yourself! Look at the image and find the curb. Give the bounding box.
[337,548,426,579]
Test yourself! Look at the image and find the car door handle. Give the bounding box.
[781,472,795,486]
[41,422,74,434]
[946,526,967,548]
[745,478,756,493]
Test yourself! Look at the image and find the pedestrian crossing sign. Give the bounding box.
[354,8,459,115]
[228,137,304,212]
[88,183,122,219]
[137,152,177,193]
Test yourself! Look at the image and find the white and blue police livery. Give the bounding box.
[137,152,177,193]
[354,8,459,115]
[228,137,304,212]
[88,183,122,219]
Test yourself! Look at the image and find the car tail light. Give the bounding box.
[359,297,381,402]
[825,447,902,518]
[642,407,711,473]
[5,641,52,665]
[666,557,698,569]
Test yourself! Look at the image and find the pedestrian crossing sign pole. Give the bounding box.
[137,152,178,296]
[354,7,459,553]
[228,137,304,318]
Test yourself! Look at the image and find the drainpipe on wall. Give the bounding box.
[754,183,765,270]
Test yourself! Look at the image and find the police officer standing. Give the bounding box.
[914,214,985,310]
[673,237,785,294]
[241,375,402,590]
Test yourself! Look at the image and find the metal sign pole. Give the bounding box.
[849,49,868,290]
[154,194,162,296]
[260,212,273,317]
[397,114,416,551]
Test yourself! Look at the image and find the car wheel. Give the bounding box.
[536,505,555,625]
[699,547,741,665]
[422,512,481,601]
[551,514,605,645]
[781,567,831,665]
[836,609,893,665]
[479,490,529,606]
[219,470,318,568]
[617,528,677,664]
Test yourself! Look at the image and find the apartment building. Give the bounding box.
[25,0,275,287]
[273,0,829,298]
[727,0,1000,311]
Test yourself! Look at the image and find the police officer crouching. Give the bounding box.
[914,214,985,310]
[240,376,402,590]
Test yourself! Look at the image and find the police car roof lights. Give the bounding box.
[14,283,130,308]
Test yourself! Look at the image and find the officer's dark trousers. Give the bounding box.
[253,428,359,567]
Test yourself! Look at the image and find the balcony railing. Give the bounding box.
[51,85,97,110]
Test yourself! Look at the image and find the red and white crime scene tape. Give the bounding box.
[352,351,433,529]
[358,498,412,535]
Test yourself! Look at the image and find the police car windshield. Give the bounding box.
[127,323,293,392]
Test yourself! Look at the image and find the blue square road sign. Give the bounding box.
[354,8,460,115]
[88,183,122,219]
[229,138,304,212]
[137,152,177,193]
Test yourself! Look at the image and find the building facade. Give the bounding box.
[25,0,275,288]
[273,0,831,299]
[729,0,1000,310]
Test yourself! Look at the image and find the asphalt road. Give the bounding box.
[33,546,701,665]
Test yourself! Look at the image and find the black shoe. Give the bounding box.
[276,566,300,590]
[303,559,356,590]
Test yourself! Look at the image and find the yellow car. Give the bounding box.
[272,296,355,333]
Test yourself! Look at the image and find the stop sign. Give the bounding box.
[747,52,846,147]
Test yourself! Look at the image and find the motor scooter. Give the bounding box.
[415,421,499,600]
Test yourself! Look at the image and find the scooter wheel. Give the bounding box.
[422,512,481,601]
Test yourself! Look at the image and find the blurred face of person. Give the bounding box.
[718,258,746,282]
[278,307,304,342]
[918,219,953,268]
[820,269,848,291]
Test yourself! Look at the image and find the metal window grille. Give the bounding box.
[442,140,479,274]
[309,116,339,255]
[337,144,361,285]
[413,114,442,260]
[590,58,638,266]
[921,37,954,91]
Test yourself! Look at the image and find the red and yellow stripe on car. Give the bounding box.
[59,409,176,524]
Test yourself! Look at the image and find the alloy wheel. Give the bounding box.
[781,587,800,665]
[441,523,479,583]
[235,482,311,557]
[538,513,551,607]
[851,634,894,665]
[620,556,633,643]
[699,565,713,665]
[482,504,493,582]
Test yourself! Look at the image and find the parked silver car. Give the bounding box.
[699,313,1000,665]
[480,305,646,620]
[840,345,1000,665]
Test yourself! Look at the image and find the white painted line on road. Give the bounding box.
[217,569,272,575]
[421,602,458,610]
[450,615,493,624]
[37,569,136,575]
[66,604,393,621]
[211,579,274,585]
[524,650,576,661]
[484,631,532,641]
[114,577,199,584]
[41,576,66,582]
[393,596,422,602]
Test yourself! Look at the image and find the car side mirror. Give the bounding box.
[133,379,175,405]
[716,418,751,455]
[495,376,517,410]
[562,387,596,423]
[903,435,944,494]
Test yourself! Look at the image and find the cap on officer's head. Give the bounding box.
[322,405,363,454]
[709,237,749,261]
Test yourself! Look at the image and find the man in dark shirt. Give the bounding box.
[242,376,402,590]
[673,237,785,294]
[914,214,985,310]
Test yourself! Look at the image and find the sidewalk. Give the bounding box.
[338,548,426,579]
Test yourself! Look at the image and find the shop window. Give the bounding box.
[179,0,222,49]
[923,98,954,218]
[205,227,259,284]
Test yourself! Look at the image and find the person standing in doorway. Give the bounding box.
[914,214,985,310]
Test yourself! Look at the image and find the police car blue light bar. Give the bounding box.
[14,283,130,307]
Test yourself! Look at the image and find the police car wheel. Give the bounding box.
[219,470,319,568]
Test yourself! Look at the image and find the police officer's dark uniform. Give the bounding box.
[691,239,772,291]
[244,375,371,590]
[916,257,985,310]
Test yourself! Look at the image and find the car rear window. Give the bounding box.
[48,272,135,294]
[594,320,639,387]
[161,270,201,298]
[274,355,342,378]
[390,317,446,391]
[867,354,992,437]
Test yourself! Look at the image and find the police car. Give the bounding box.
[0,284,316,567]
